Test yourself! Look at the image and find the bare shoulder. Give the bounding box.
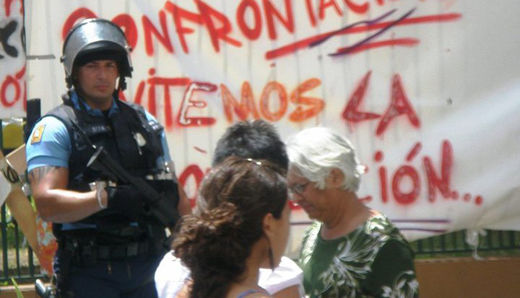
[272,285,301,298]
[247,293,271,298]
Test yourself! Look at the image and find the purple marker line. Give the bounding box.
[309,9,397,47]
[390,219,451,224]
[329,7,416,57]
[398,228,448,233]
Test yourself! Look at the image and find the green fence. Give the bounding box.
[411,229,520,258]
[1,204,43,284]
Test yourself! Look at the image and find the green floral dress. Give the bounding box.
[298,214,419,298]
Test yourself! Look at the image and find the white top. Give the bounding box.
[154,251,304,297]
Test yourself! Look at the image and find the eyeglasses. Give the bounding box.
[288,181,311,196]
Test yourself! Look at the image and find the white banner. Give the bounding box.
[0,0,25,118]
[22,0,520,253]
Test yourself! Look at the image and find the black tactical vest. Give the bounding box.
[45,94,166,230]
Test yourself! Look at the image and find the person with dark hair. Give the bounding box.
[172,157,291,298]
[155,120,303,297]
[286,127,419,297]
[26,18,191,297]
[212,120,289,169]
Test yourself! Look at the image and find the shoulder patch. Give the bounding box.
[31,124,46,144]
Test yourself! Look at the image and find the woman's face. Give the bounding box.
[287,168,330,222]
[271,201,291,266]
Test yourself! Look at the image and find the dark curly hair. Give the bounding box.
[172,156,288,298]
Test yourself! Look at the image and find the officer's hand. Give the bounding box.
[106,184,143,220]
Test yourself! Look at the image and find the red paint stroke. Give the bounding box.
[374,151,384,162]
[344,0,369,14]
[164,1,204,54]
[451,190,459,199]
[423,140,453,202]
[379,166,388,203]
[289,78,325,122]
[195,0,242,52]
[406,141,422,162]
[359,195,372,202]
[342,71,380,123]
[177,81,217,127]
[221,81,261,122]
[15,66,25,79]
[178,164,206,205]
[142,12,174,56]
[392,165,420,205]
[265,12,461,59]
[332,38,419,55]
[263,0,295,40]
[376,74,420,136]
[236,0,263,40]
[1,76,20,107]
[5,0,23,17]
[62,8,97,40]
[1,66,25,108]
[193,146,207,154]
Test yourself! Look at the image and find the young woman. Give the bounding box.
[172,157,292,298]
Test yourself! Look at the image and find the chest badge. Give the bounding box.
[133,132,147,154]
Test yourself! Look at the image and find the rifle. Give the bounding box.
[66,112,180,228]
[87,146,180,227]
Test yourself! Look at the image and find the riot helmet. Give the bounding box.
[61,18,133,90]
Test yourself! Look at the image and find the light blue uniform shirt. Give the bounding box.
[26,91,171,172]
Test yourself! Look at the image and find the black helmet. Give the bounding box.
[61,18,133,89]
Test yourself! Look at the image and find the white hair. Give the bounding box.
[286,127,365,192]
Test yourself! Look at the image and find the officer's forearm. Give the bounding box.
[29,166,106,222]
[34,188,104,223]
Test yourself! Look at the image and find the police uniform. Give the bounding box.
[26,19,180,298]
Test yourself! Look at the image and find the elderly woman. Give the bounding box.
[286,127,419,298]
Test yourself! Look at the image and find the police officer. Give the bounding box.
[26,18,191,297]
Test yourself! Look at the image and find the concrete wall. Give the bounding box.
[415,257,520,298]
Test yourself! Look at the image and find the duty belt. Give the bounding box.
[60,238,150,265]
[97,241,149,259]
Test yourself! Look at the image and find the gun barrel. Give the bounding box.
[35,279,54,298]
